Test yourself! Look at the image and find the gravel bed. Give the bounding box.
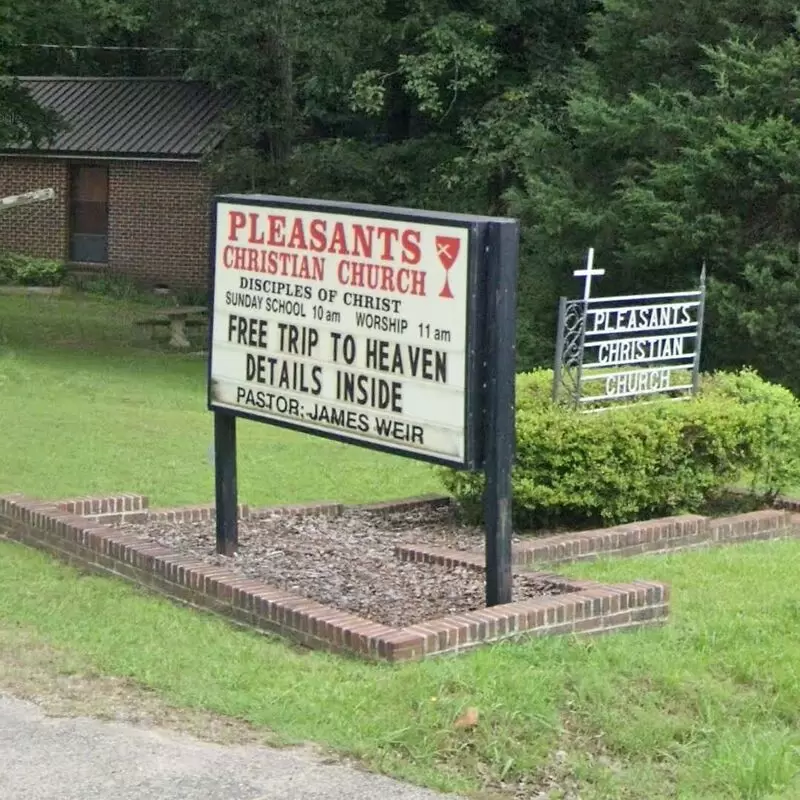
[116,506,572,627]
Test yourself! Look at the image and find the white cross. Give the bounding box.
[573,247,605,303]
[436,240,454,262]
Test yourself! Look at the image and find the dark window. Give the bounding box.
[69,165,108,263]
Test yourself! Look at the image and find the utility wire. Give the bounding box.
[13,44,200,52]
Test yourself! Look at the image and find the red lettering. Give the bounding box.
[380,265,395,291]
[330,222,350,255]
[278,252,292,273]
[401,229,421,265]
[337,260,425,295]
[228,211,246,242]
[352,224,374,258]
[396,267,409,293]
[309,219,327,252]
[287,217,307,249]
[396,268,425,295]
[376,227,399,261]
[223,245,235,268]
[248,213,264,244]
[248,249,259,271]
[268,215,286,247]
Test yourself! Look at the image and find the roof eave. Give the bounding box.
[0,149,205,163]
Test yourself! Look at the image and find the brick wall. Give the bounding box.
[0,156,212,289]
[0,158,69,259]
[108,161,212,289]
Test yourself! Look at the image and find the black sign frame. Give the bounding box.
[207,193,520,607]
[207,193,488,470]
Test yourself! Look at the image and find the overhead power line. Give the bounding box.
[15,43,200,52]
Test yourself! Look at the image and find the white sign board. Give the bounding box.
[208,195,481,466]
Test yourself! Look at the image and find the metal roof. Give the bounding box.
[4,77,233,160]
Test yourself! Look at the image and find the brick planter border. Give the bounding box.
[0,492,683,662]
[396,509,800,571]
[53,493,453,527]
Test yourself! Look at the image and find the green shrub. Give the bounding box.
[440,368,800,528]
[0,251,64,286]
[702,368,800,500]
[74,273,146,301]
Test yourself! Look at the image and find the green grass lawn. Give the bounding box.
[0,292,441,506]
[0,537,798,799]
[3,290,800,798]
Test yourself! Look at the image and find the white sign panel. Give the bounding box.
[208,196,479,466]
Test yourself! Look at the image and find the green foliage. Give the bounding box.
[352,13,498,119]
[65,272,207,308]
[702,367,800,500]
[441,368,800,528]
[0,252,64,286]
[69,272,169,304]
[0,78,63,147]
[0,0,148,144]
[509,9,800,387]
[8,0,800,392]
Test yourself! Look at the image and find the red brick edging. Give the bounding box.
[55,493,451,526]
[0,492,696,661]
[396,509,799,570]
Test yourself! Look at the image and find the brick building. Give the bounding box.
[0,77,232,289]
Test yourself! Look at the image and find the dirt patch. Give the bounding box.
[117,506,573,627]
[0,626,285,747]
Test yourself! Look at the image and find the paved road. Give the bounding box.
[0,695,461,800]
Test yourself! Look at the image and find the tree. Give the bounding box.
[0,0,164,145]
[508,1,800,384]
[159,0,595,205]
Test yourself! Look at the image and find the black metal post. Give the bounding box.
[552,296,567,403]
[484,220,519,607]
[692,263,707,395]
[572,299,588,409]
[214,411,238,556]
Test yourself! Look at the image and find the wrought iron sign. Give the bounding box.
[553,248,707,410]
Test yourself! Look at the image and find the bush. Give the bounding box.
[74,273,147,301]
[701,368,800,500]
[0,251,64,286]
[440,368,800,528]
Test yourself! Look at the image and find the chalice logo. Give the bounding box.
[436,235,459,299]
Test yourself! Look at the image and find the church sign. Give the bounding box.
[553,249,707,409]
[207,193,521,609]
[207,194,487,467]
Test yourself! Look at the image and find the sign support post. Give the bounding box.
[691,263,707,395]
[214,411,238,555]
[552,296,567,403]
[484,221,519,607]
[207,194,520,603]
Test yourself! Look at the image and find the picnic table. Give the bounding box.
[135,305,208,349]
